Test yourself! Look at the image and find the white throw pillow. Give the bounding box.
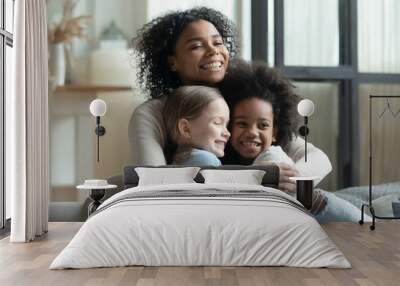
[135,167,200,186]
[200,169,266,185]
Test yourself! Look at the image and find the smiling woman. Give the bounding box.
[129,7,332,195]
[130,7,237,166]
[167,20,229,85]
[133,7,237,99]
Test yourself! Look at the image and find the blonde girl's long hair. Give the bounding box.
[164,85,223,144]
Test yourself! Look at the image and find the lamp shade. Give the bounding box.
[297,99,315,117]
[89,99,107,117]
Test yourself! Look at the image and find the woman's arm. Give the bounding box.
[255,137,332,194]
[254,146,299,195]
[286,136,332,185]
[128,98,167,165]
[254,145,295,166]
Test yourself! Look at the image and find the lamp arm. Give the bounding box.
[97,116,100,162]
[305,116,308,162]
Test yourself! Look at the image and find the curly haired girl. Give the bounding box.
[219,59,365,223]
[219,59,301,186]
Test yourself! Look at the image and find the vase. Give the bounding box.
[49,43,66,86]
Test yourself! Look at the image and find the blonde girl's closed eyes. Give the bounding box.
[184,98,230,158]
[163,86,230,166]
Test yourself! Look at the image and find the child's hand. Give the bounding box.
[275,163,299,195]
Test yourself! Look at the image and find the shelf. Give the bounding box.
[54,85,133,93]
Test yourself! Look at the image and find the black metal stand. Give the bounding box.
[359,95,400,230]
[88,189,106,216]
[94,116,106,162]
[298,117,310,162]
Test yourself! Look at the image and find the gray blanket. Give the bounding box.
[91,188,309,218]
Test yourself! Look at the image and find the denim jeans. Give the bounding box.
[313,190,372,223]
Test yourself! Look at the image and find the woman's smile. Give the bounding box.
[200,61,224,71]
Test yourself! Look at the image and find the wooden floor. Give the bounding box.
[0,222,399,286]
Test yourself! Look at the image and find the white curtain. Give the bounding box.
[284,0,339,66]
[7,0,49,242]
[358,0,400,73]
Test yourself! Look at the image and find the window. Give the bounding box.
[252,0,400,190]
[1,0,14,232]
[284,0,339,66]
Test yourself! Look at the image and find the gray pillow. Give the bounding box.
[123,165,279,189]
[366,194,400,217]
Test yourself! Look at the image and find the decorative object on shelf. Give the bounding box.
[89,21,135,86]
[49,43,67,86]
[48,0,91,86]
[77,179,117,216]
[89,99,107,162]
[99,21,128,50]
[291,98,317,210]
[360,95,400,231]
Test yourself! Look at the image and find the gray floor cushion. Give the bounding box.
[335,181,400,217]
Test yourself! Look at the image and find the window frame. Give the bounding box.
[251,0,400,188]
[0,0,13,234]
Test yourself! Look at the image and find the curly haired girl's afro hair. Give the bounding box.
[218,59,301,151]
[132,7,238,99]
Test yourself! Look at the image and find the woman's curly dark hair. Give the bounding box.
[132,7,238,99]
[218,59,301,163]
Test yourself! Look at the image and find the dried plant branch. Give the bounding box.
[48,0,91,45]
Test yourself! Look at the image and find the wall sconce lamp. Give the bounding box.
[89,99,107,162]
[290,98,317,210]
[297,99,315,162]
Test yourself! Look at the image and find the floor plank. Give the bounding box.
[0,222,399,286]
